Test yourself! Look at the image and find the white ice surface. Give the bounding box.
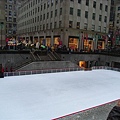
[0,69,120,120]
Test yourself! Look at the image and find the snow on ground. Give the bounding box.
[0,69,120,120]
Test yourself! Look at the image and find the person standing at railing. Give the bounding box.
[107,100,120,120]
[10,66,13,72]
[0,66,4,78]
[6,67,8,72]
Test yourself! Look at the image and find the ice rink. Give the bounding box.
[0,69,120,120]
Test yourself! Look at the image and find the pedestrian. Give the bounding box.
[10,66,13,72]
[6,67,8,72]
[107,100,120,120]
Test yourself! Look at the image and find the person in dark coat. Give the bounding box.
[107,100,120,120]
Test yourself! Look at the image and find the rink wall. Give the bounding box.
[52,100,118,120]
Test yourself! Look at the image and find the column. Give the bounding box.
[95,34,98,50]
[51,30,54,46]
[81,32,84,50]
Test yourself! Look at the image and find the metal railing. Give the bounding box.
[4,67,83,77]
[4,66,120,77]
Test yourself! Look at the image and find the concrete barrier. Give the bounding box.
[52,100,118,120]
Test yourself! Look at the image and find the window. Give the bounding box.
[56,0,58,5]
[92,13,95,20]
[100,3,102,10]
[98,26,101,32]
[54,22,57,28]
[51,11,53,18]
[9,11,12,16]
[69,21,73,28]
[40,15,42,21]
[51,0,53,6]
[104,16,107,22]
[92,25,95,30]
[76,22,80,29]
[13,18,16,22]
[105,5,108,12]
[46,23,49,29]
[70,7,73,15]
[55,9,57,17]
[77,9,81,16]
[85,11,88,19]
[60,8,62,15]
[43,24,45,30]
[93,1,96,8]
[117,20,119,24]
[37,16,39,22]
[41,5,42,11]
[47,12,49,19]
[78,0,81,4]
[38,7,39,12]
[84,23,87,29]
[44,3,46,9]
[43,14,45,20]
[9,5,12,10]
[99,15,102,21]
[47,1,49,8]
[103,27,106,33]
[59,21,62,27]
[118,6,120,11]
[50,23,52,29]
[86,0,89,6]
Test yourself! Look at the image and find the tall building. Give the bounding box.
[114,0,120,45]
[17,0,111,51]
[109,0,120,46]
[0,0,6,47]
[5,0,17,38]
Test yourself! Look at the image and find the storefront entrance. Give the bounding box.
[68,36,79,51]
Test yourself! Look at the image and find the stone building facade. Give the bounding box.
[0,0,6,47]
[17,0,111,51]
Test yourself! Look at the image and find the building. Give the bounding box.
[0,0,6,47]
[114,0,120,45]
[17,0,111,51]
[5,0,18,38]
[108,0,120,46]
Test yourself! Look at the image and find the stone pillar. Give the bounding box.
[105,35,108,49]
[95,34,98,50]
[80,32,84,50]
[51,30,54,46]
[64,30,68,47]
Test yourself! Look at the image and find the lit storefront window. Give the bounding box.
[97,40,105,49]
[54,36,62,46]
[46,37,51,46]
[84,39,93,52]
[40,37,51,46]
[69,37,79,50]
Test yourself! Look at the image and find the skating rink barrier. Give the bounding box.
[4,67,83,77]
[4,66,120,77]
[52,100,118,120]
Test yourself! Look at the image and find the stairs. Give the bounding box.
[48,51,61,61]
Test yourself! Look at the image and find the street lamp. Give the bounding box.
[0,22,4,49]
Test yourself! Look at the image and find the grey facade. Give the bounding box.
[0,0,6,47]
[17,0,111,51]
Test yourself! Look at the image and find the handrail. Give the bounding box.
[50,51,57,60]
[48,52,55,60]
[30,51,36,61]
[54,51,61,60]
[36,54,41,60]
[4,67,83,77]
[4,66,120,77]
